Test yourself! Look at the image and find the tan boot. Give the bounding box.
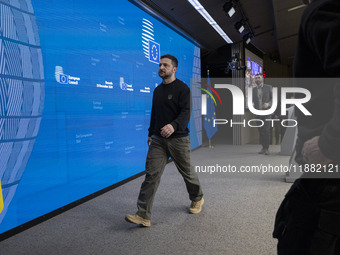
[125,214,151,227]
[189,197,204,214]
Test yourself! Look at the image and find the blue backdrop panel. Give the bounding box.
[0,0,201,233]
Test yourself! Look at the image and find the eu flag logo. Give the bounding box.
[148,40,160,64]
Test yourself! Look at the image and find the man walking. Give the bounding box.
[125,54,204,227]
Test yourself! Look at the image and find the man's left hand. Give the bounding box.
[302,136,332,165]
[161,124,174,138]
[262,103,270,109]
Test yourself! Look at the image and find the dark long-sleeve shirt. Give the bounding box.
[148,79,190,138]
[294,0,340,163]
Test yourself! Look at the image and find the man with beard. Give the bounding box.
[125,54,204,227]
[253,73,273,155]
[273,0,340,254]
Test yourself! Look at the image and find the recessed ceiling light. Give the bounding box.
[187,0,233,43]
[223,2,236,17]
[288,4,306,12]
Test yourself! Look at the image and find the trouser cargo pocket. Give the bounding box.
[309,210,340,255]
[273,180,320,255]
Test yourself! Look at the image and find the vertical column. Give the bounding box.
[231,43,245,145]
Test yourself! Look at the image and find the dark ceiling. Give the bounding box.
[134,0,307,66]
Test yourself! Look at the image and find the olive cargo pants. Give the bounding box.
[136,135,203,220]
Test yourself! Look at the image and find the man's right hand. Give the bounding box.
[302,136,332,165]
[147,137,152,146]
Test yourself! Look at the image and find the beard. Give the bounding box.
[159,71,171,79]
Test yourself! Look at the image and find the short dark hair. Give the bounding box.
[160,54,178,68]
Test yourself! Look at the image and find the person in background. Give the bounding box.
[252,73,273,155]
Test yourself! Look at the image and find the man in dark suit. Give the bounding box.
[252,73,273,155]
